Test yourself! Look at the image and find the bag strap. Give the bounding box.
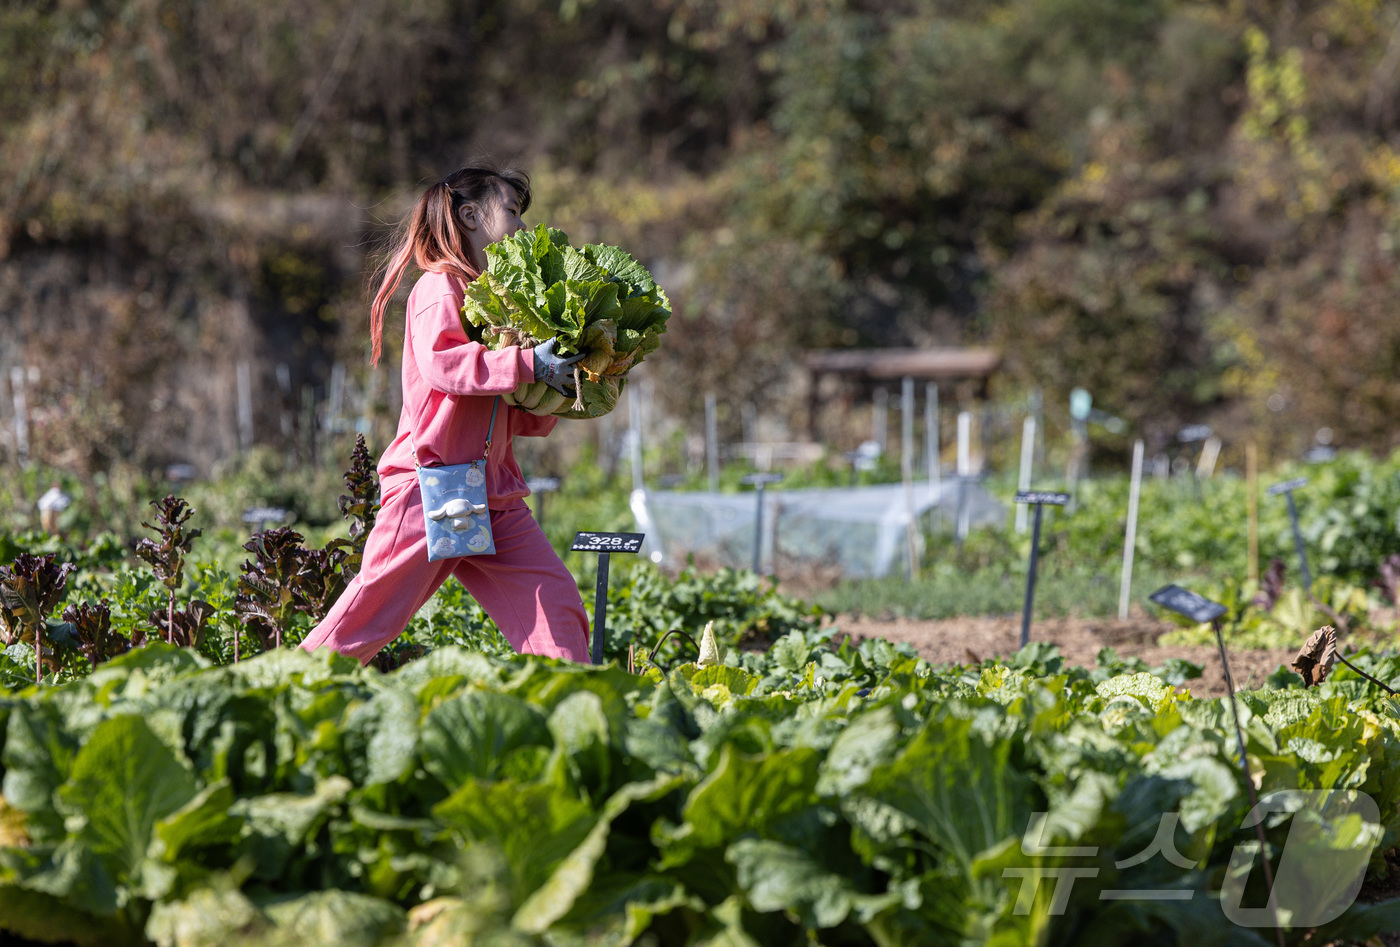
[412,395,500,470]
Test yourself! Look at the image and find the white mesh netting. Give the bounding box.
[631,479,1006,578]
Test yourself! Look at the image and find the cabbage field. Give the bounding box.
[5,636,1400,946]
[5,446,1400,945]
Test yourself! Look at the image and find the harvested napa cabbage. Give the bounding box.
[460,223,671,419]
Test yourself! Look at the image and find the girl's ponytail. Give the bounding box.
[367,167,531,366]
[367,222,419,367]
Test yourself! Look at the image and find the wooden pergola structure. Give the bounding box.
[803,346,1002,440]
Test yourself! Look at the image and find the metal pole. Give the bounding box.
[1285,492,1313,593]
[1213,617,1285,946]
[752,481,766,574]
[1118,439,1144,620]
[1020,504,1045,648]
[591,552,611,665]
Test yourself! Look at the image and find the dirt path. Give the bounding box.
[829,612,1296,698]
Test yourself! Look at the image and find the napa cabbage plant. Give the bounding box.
[460,223,670,419]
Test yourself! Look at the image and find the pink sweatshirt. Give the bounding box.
[377,270,557,509]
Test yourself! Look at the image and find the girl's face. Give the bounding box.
[460,182,526,270]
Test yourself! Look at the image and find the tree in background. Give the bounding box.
[3,0,1400,474]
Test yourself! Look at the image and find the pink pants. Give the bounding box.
[300,480,591,663]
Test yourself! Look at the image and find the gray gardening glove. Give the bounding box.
[533,338,585,395]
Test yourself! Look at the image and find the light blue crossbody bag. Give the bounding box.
[415,396,499,562]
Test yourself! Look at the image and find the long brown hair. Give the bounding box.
[368,165,531,365]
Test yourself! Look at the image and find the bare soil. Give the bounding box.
[828,611,1296,698]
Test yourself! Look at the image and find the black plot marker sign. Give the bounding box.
[1149,580,1277,928]
[571,531,645,665]
[1013,491,1070,648]
[1148,584,1228,624]
[1267,476,1312,593]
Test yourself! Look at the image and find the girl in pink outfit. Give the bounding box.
[301,166,591,664]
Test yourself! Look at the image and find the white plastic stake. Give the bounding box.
[10,366,29,466]
[901,377,920,578]
[956,411,972,539]
[925,382,940,499]
[236,361,254,452]
[277,363,294,438]
[641,377,653,449]
[1196,435,1222,479]
[873,387,889,451]
[628,386,644,493]
[956,411,972,476]
[360,366,381,436]
[329,361,345,429]
[901,378,915,471]
[301,385,316,466]
[1014,416,1036,534]
[1118,439,1145,620]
